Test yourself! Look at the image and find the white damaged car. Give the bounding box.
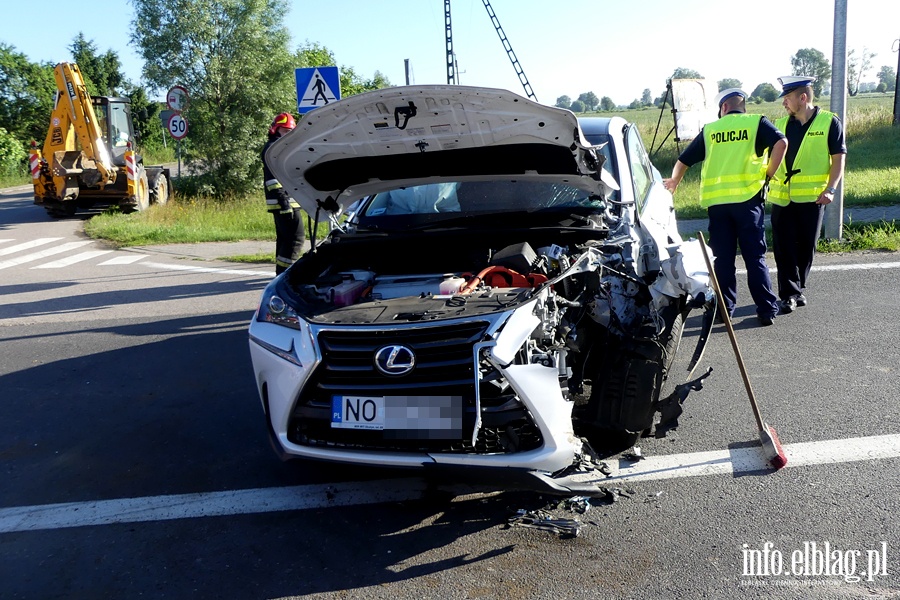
[249,85,714,495]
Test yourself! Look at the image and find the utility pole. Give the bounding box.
[893,38,900,125]
[825,0,847,240]
[444,0,457,85]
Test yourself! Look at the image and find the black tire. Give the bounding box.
[45,203,77,219]
[660,301,689,376]
[150,173,169,206]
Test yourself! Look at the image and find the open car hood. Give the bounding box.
[265,85,618,216]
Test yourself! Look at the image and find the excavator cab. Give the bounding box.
[92,97,136,167]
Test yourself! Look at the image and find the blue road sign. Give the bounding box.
[295,67,341,114]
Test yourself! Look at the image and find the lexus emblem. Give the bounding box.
[374,344,416,376]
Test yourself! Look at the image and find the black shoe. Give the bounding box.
[778,297,797,314]
[795,294,807,307]
[758,314,776,326]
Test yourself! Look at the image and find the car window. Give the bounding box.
[361,181,601,218]
[624,125,654,212]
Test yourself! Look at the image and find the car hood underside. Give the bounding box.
[264,85,615,216]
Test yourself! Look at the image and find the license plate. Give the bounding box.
[331,395,463,438]
[331,396,384,430]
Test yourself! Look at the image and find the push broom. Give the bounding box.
[698,233,788,470]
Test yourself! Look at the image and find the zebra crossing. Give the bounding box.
[0,236,272,277]
[0,238,122,270]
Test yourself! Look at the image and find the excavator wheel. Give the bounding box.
[136,169,150,211]
[46,203,77,219]
[123,169,150,213]
[150,173,169,206]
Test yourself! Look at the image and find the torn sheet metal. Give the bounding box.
[507,509,582,537]
[653,367,713,438]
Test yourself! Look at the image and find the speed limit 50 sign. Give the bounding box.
[167,113,188,140]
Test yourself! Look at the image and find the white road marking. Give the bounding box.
[98,255,147,265]
[738,260,900,276]
[0,479,427,534]
[1,433,898,534]
[34,250,113,268]
[812,262,900,272]
[0,238,62,256]
[142,261,272,277]
[0,241,94,270]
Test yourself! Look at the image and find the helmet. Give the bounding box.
[269,112,296,135]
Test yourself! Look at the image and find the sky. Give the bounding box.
[3,0,899,106]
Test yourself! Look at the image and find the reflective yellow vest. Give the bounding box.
[769,110,833,206]
[699,114,767,208]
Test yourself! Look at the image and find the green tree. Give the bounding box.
[555,95,571,109]
[0,126,26,175]
[0,44,56,147]
[599,96,615,111]
[569,100,585,113]
[640,88,652,106]
[577,92,598,111]
[130,0,297,196]
[847,47,876,96]
[751,82,778,102]
[877,65,896,92]
[69,33,125,96]
[717,78,742,91]
[790,48,830,97]
[293,42,390,98]
[671,67,702,80]
[628,99,642,110]
[875,82,888,93]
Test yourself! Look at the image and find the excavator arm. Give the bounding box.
[34,62,116,201]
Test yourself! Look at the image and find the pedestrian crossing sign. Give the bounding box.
[295,67,341,114]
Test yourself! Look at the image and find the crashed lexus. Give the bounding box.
[248,85,715,494]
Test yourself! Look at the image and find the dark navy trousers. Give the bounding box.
[771,201,825,300]
[707,197,779,318]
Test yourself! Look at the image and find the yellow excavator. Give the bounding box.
[30,62,171,217]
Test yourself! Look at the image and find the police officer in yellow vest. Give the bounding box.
[664,88,786,326]
[769,76,846,313]
[262,112,306,275]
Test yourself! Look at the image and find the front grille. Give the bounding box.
[287,320,544,453]
[312,321,489,392]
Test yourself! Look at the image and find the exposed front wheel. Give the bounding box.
[150,173,169,206]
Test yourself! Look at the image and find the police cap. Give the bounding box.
[714,88,748,108]
[778,76,816,97]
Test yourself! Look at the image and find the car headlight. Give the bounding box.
[256,277,302,330]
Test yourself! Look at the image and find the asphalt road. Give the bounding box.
[2,185,900,599]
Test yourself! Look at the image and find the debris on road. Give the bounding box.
[507,509,582,537]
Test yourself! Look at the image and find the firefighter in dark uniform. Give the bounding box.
[263,112,305,275]
[663,88,786,326]
[769,76,846,313]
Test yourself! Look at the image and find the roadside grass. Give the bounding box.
[84,195,274,246]
[218,252,274,264]
[81,93,899,254]
[0,167,29,188]
[817,219,900,252]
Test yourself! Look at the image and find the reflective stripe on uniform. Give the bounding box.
[265,178,283,191]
